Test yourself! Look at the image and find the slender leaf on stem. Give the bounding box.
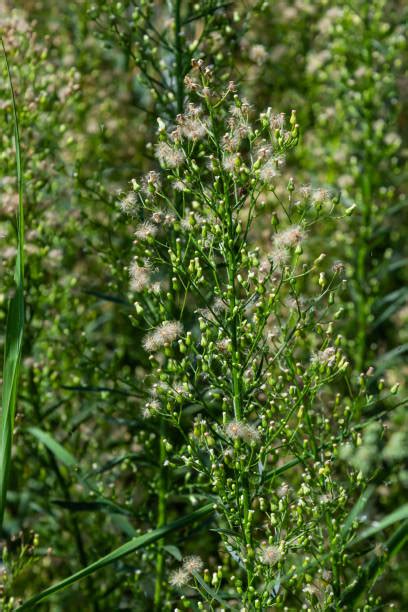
[340,520,408,607]
[340,484,375,539]
[17,503,214,609]
[27,427,77,468]
[0,39,25,530]
[350,504,408,545]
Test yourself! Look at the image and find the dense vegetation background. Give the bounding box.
[0,0,407,609]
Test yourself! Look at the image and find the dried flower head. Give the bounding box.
[182,555,203,574]
[332,260,346,275]
[155,141,185,168]
[258,544,282,566]
[312,346,337,368]
[225,420,260,444]
[312,188,330,204]
[176,104,207,140]
[222,153,240,173]
[129,262,151,292]
[259,156,285,183]
[303,583,319,597]
[142,170,162,194]
[184,74,199,92]
[134,220,158,241]
[143,321,183,352]
[173,179,188,192]
[269,111,286,131]
[118,191,138,216]
[227,105,251,142]
[249,44,268,65]
[273,225,305,249]
[169,567,189,588]
[270,244,289,269]
[216,338,231,352]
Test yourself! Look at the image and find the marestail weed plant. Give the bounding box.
[111,62,401,610]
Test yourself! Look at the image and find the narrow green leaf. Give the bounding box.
[27,427,77,468]
[51,499,132,516]
[163,544,182,561]
[82,289,131,306]
[340,485,375,539]
[17,503,214,609]
[340,520,408,607]
[0,39,24,530]
[372,288,408,329]
[351,504,408,544]
[263,457,301,482]
[374,343,408,376]
[110,514,137,538]
[193,573,235,610]
[27,428,137,520]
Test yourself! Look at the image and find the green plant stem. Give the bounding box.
[153,4,185,605]
[355,171,372,374]
[222,161,254,599]
[174,0,184,115]
[355,9,374,374]
[153,423,167,611]
[325,515,341,600]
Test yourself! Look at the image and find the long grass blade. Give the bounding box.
[350,504,408,544]
[17,503,214,609]
[340,519,408,607]
[27,427,77,468]
[0,39,24,530]
[340,484,375,539]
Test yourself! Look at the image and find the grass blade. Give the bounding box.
[0,39,24,530]
[27,427,77,468]
[340,519,408,607]
[351,504,408,544]
[27,427,136,519]
[340,484,375,539]
[17,503,214,609]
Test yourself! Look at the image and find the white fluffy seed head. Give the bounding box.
[225,420,260,444]
[258,544,282,566]
[312,346,337,367]
[273,225,305,249]
[129,262,151,292]
[134,220,158,240]
[182,555,203,574]
[169,567,189,587]
[155,141,185,168]
[118,191,138,216]
[143,321,183,352]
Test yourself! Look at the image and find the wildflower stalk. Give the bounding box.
[154,1,186,603]
[354,6,374,373]
[153,420,167,611]
[174,0,184,115]
[225,174,255,594]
